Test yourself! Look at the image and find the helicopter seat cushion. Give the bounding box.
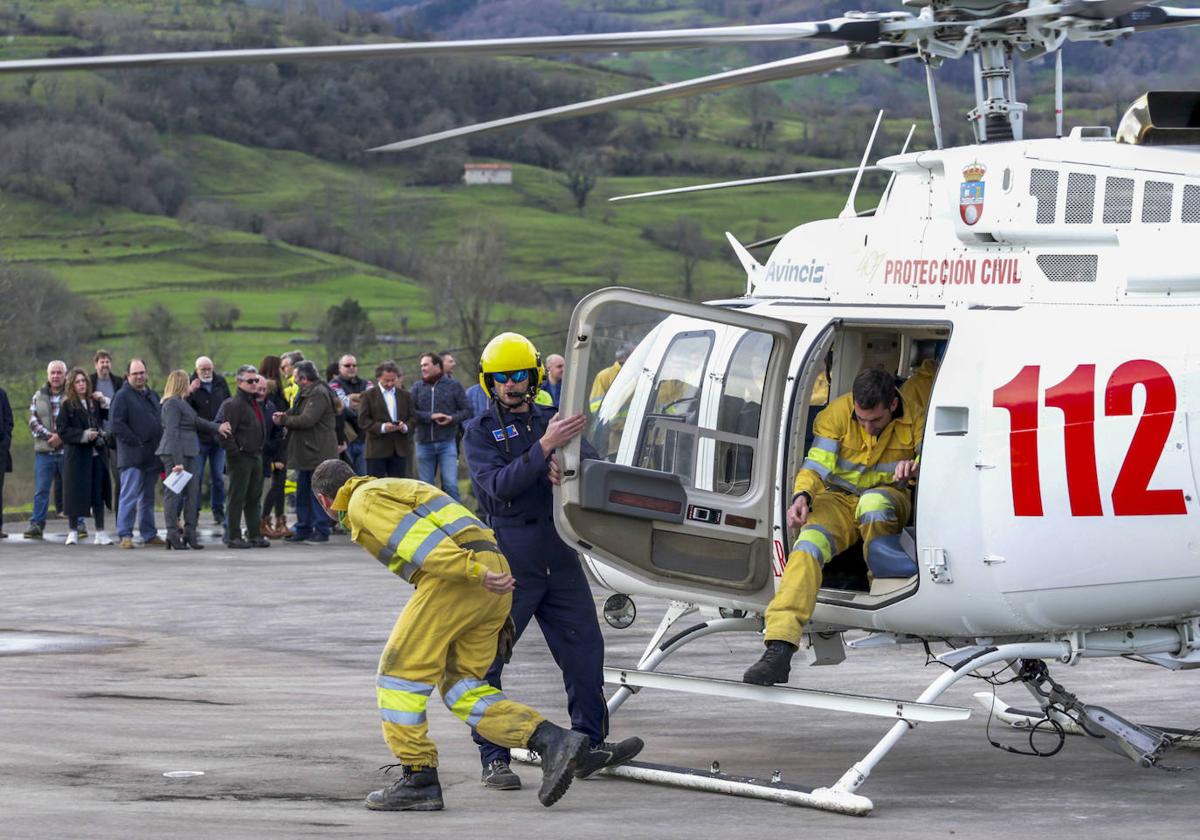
[865,533,918,579]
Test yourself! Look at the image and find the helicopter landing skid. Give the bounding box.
[519,636,1082,814]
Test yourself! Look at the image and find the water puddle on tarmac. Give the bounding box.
[0,630,138,656]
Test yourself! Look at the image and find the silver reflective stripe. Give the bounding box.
[380,511,422,562]
[380,709,426,726]
[858,509,896,524]
[827,475,860,495]
[812,436,839,453]
[466,692,503,729]
[443,677,487,708]
[872,460,900,475]
[836,456,866,475]
[439,516,477,537]
[398,563,417,582]
[409,529,445,568]
[377,675,434,695]
[418,495,455,514]
[793,539,831,564]
[801,458,831,479]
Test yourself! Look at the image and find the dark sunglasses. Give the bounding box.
[492,370,529,384]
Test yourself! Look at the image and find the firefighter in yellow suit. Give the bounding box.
[744,368,926,685]
[310,459,591,811]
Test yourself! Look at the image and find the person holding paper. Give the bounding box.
[158,370,230,550]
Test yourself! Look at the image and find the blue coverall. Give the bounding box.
[463,402,607,767]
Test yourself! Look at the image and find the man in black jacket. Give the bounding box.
[330,353,371,475]
[110,359,163,549]
[0,385,11,539]
[219,365,267,549]
[187,356,232,527]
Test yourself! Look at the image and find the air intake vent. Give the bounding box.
[1037,254,1098,283]
[1065,173,1096,223]
[1183,185,1200,223]
[1103,177,1134,224]
[1143,181,1173,223]
[1030,169,1059,224]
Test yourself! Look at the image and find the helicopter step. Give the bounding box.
[603,667,971,723]
[509,750,875,816]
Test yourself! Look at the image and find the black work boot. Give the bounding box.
[742,640,798,685]
[364,765,444,811]
[481,758,522,791]
[526,721,589,807]
[574,735,645,779]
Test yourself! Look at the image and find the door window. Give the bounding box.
[635,330,713,488]
[713,331,773,495]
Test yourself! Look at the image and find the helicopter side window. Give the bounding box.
[1183,185,1200,223]
[1103,176,1134,224]
[635,331,713,489]
[1030,168,1059,224]
[713,331,773,496]
[1143,181,1173,223]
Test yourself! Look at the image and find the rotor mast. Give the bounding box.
[966,39,1026,142]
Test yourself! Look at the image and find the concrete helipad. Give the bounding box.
[2,527,1198,839]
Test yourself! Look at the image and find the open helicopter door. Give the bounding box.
[555,288,818,612]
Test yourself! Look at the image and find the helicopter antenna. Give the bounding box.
[840,110,883,220]
[925,64,944,150]
[1055,50,1064,139]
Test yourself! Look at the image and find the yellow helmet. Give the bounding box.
[479,332,544,394]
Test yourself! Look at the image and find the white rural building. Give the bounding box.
[463,163,513,185]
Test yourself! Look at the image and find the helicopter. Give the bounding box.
[5,0,1200,816]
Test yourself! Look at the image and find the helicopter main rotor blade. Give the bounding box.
[0,17,896,76]
[1116,5,1200,29]
[1060,0,1158,18]
[370,45,907,153]
[609,167,882,203]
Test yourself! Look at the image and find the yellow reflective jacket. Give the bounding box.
[332,476,504,585]
[284,374,299,408]
[899,359,937,417]
[588,361,622,413]
[794,391,925,500]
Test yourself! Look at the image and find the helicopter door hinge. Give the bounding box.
[923,547,953,584]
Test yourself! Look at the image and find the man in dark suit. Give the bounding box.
[357,361,415,478]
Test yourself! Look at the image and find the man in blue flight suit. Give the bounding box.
[463,332,644,791]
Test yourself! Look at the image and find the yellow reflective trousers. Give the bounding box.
[331,476,546,769]
[376,550,545,768]
[764,486,911,646]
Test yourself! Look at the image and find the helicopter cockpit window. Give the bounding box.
[713,331,772,496]
[635,331,713,488]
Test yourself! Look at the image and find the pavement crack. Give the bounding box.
[74,692,234,706]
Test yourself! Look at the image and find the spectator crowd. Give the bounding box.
[0,345,567,548]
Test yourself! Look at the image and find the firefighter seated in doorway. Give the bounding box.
[310,458,592,812]
[743,368,926,685]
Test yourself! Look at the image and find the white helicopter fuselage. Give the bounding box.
[567,129,1200,642]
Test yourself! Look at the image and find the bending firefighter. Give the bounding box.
[310,458,591,811]
[744,368,925,685]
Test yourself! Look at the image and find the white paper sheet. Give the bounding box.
[163,469,193,494]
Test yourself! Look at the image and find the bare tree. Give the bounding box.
[421,225,509,373]
[128,303,191,375]
[199,298,241,331]
[0,265,111,379]
[667,216,712,300]
[559,153,599,215]
[318,297,376,360]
